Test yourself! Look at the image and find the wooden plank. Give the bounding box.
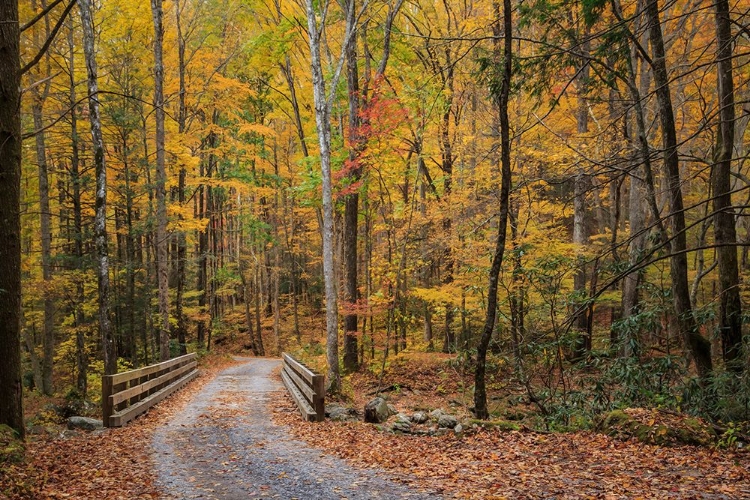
[110,361,197,406]
[281,369,316,421]
[282,353,316,385]
[109,369,199,427]
[282,364,316,403]
[111,353,196,385]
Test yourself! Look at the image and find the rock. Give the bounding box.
[596,409,717,446]
[438,414,458,429]
[395,413,411,425]
[412,411,428,424]
[429,409,444,420]
[392,421,412,433]
[66,416,104,431]
[387,404,397,415]
[364,397,392,423]
[326,404,358,422]
[454,423,464,434]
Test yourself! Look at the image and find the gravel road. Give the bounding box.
[152,357,439,499]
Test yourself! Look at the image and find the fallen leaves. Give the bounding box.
[0,354,238,499]
[271,391,750,499]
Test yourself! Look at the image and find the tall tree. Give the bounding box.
[80,0,116,375]
[475,0,512,420]
[29,0,55,395]
[151,0,170,361]
[0,0,24,438]
[304,0,358,393]
[645,0,711,377]
[712,0,742,371]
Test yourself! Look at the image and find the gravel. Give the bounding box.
[152,357,439,499]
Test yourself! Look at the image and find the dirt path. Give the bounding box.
[152,357,438,499]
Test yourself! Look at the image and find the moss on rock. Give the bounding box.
[596,409,717,446]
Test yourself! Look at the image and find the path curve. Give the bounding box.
[152,357,438,499]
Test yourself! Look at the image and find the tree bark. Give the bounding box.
[475,0,512,420]
[174,0,188,356]
[712,0,742,371]
[0,0,24,437]
[151,0,170,361]
[645,0,712,377]
[67,21,87,392]
[80,0,115,375]
[342,0,360,373]
[305,0,355,393]
[30,0,54,395]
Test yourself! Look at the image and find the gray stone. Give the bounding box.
[412,411,428,424]
[437,414,458,429]
[392,421,411,433]
[326,404,358,422]
[364,397,392,423]
[429,409,444,420]
[454,423,464,434]
[395,413,411,424]
[66,416,104,431]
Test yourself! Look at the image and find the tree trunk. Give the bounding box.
[30,0,55,395]
[67,22,87,391]
[475,0,512,420]
[305,0,354,393]
[342,0,360,373]
[33,93,54,395]
[175,0,188,356]
[151,0,170,361]
[80,0,115,375]
[0,0,24,437]
[712,0,742,371]
[645,0,712,377]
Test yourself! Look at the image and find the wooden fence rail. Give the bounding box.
[102,352,198,427]
[281,353,325,422]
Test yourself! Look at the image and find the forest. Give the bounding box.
[0,0,749,445]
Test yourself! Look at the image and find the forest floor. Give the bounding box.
[2,350,749,499]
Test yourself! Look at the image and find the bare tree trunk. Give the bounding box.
[30,0,54,395]
[150,0,170,361]
[67,22,87,391]
[341,0,360,371]
[0,0,24,437]
[174,0,188,356]
[475,0,512,420]
[646,0,711,377]
[572,23,590,360]
[80,0,115,375]
[712,0,742,371]
[305,0,356,393]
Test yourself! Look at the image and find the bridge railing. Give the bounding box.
[281,353,325,422]
[102,352,198,427]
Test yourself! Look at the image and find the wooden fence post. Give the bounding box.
[102,374,113,428]
[312,374,325,422]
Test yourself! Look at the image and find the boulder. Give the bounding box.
[364,397,392,423]
[429,409,444,420]
[454,423,464,434]
[326,404,358,422]
[67,416,104,431]
[412,411,429,424]
[395,413,411,425]
[438,414,458,429]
